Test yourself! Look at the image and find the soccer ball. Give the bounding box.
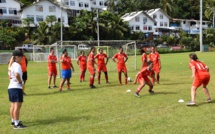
[127,77,132,82]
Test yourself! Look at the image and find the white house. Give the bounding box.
[56,0,108,16]
[121,11,156,34]
[146,8,171,37]
[0,0,23,26]
[170,18,210,34]
[21,0,69,27]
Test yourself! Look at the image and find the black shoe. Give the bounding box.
[14,122,26,129]
[90,85,96,88]
[134,92,140,98]
[11,122,14,126]
[53,85,58,88]
[23,92,27,95]
[148,90,154,94]
[98,82,100,84]
[48,86,51,89]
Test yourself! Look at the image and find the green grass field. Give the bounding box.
[1,52,215,134]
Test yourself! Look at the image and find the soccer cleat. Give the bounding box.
[90,85,96,88]
[148,90,154,94]
[186,101,196,106]
[23,92,27,95]
[53,85,58,88]
[14,122,26,129]
[48,86,51,89]
[11,122,14,126]
[134,92,140,98]
[207,98,212,103]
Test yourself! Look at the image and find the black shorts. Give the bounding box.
[8,89,23,102]
[22,71,27,81]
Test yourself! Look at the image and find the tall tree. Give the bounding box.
[160,0,174,16]
[33,22,50,45]
[46,15,57,27]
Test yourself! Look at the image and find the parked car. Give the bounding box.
[78,44,90,50]
[15,44,43,52]
[157,44,168,48]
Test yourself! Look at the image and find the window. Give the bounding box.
[183,21,186,24]
[85,3,89,7]
[64,0,69,5]
[0,0,6,3]
[79,2,83,7]
[27,15,34,21]
[160,22,163,26]
[164,22,168,27]
[160,14,163,19]
[148,25,152,31]
[143,17,147,23]
[136,25,140,30]
[49,6,55,12]
[130,26,134,30]
[36,5,43,12]
[154,23,157,26]
[135,17,140,22]
[93,2,96,5]
[99,1,104,6]
[143,25,147,30]
[0,8,7,14]
[153,14,157,19]
[36,15,43,22]
[9,8,17,14]
[70,1,75,6]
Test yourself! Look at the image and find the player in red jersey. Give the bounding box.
[47,48,58,89]
[148,46,161,84]
[77,51,87,82]
[94,48,109,84]
[59,49,74,91]
[112,47,128,85]
[87,47,96,88]
[133,61,156,97]
[140,47,147,68]
[187,53,211,106]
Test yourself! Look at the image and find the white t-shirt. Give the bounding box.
[8,62,23,89]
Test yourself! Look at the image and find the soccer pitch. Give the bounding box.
[1,52,215,134]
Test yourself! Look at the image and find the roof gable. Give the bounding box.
[146,8,171,19]
[121,11,156,23]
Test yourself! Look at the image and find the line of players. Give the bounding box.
[47,46,161,93]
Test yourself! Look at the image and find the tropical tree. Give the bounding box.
[160,0,174,16]
[33,22,50,45]
[46,15,57,27]
[22,18,34,39]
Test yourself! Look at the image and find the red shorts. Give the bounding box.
[137,76,151,83]
[153,65,160,73]
[80,65,87,72]
[88,66,96,75]
[48,68,57,76]
[97,64,107,73]
[192,75,210,87]
[117,66,127,73]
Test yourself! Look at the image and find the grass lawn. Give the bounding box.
[1,52,215,134]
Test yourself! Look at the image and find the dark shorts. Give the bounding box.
[22,71,27,81]
[61,69,72,79]
[8,89,23,102]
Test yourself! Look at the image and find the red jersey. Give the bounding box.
[78,55,87,66]
[19,55,27,72]
[48,54,57,69]
[94,53,107,65]
[139,67,153,78]
[148,52,160,66]
[141,53,147,67]
[87,52,95,67]
[113,53,127,67]
[60,56,71,70]
[189,60,209,78]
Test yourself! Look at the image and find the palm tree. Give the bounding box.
[161,0,174,16]
[204,0,215,26]
[33,22,50,45]
[22,18,34,39]
[45,15,57,27]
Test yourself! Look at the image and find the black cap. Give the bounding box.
[13,50,23,56]
[62,49,67,54]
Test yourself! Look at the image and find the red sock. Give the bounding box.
[90,77,93,85]
[98,73,101,83]
[136,87,141,93]
[92,77,94,85]
[157,74,160,82]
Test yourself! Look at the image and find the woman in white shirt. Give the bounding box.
[8,50,26,129]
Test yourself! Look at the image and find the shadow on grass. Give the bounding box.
[153,91,178,95]
[26,115,91,127]
[160,82,189,85]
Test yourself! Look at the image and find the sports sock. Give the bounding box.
[98,73,101,83]
[12,119,14,123]
[157,74,160,82]
[15,120,20,126]
[90,77,93,85]
[104,72,108,82]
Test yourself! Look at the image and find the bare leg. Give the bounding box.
[13,102,22,120]
[202,85,211,100]
[53,75,57,86]
[191,86,197,102]
[59,79,66,91]
[48,76,52,87]
[118,72,122,85]
[10,103,15,121]
[124,72,128,84]
[136,80,145,93]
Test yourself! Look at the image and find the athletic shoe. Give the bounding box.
[53,85,58,88]
[48,86,51,89]
[148,90,154,94]
[134,92,140,98]
[23,92,27,95]
[14,122,26,129]
[67,88,71,91]
[106,82,110,84]
[207,98,212,103]
[90,85,96,88]
[186,101,196,106]
[98,82,100,84]
[59,89,62,92]
[11,122,14,126]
